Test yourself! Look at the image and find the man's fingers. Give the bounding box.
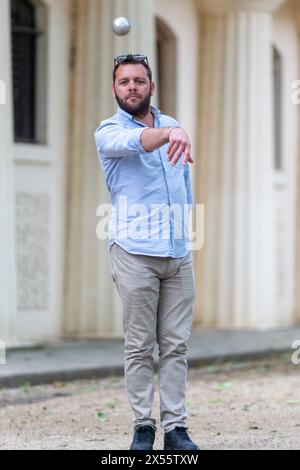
[182,145,193,165]
[167,141,180,159]
[167,139,180,155]
[167,134,193,166]
[170,144,185,165]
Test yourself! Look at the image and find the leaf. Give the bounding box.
[19,382,31,392]
[207,422,217,429]
[206,365,219,373]
[219,381,232,389]
[82,386,98,394]
[97,411,109,422]
[186,400,194,407]
[106,399,119,409]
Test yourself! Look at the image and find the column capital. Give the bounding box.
[197,0,285,14]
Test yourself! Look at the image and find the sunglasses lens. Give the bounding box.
[114,54,148,66]
[115,55,127,64]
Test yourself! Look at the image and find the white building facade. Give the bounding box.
[0,0,299,344]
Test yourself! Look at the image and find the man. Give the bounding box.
[94,54,199,451]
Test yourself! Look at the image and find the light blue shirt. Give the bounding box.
[94,105,194,258]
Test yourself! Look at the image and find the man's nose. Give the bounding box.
[128,81,137,90]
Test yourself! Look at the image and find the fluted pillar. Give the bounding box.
[294,0,300,324]
[64,0,156,337]
[0,0,16,342]
[194,0,284,328]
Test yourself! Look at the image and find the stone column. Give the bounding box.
[293,1,300,324]
[0,0,16,342]
[194,0,284,328]
[64,0,156,337]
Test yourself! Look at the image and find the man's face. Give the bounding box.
[112,63,154,116]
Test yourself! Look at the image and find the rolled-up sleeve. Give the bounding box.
[94,120,148,159]
[184,163,194,208]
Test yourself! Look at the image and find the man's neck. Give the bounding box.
[133,109,154,127]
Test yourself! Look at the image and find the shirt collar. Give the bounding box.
[117,105,161,125]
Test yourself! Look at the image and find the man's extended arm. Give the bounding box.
[95,120,193,165]
[139,127,174,152]
[141,127,193,165]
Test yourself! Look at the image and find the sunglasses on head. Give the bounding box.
[113,54,149,67]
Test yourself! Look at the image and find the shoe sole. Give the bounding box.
[129,447,154,450]
[164,447,200,451]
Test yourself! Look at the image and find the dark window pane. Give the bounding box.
[11,0,38,142]
[273,46,282,171]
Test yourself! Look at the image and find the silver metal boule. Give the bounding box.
[112,17,131,36]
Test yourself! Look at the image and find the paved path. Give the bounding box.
[1,327,300,387]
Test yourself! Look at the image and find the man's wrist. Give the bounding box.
[168,126,180,141]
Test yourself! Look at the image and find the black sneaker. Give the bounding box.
[129,425,156,450]
[164,427,200,450]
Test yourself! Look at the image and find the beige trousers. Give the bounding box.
[109,243,195,433]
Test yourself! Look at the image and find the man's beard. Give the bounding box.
[115,90,151,117]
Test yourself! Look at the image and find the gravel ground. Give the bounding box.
[0,353,299,450]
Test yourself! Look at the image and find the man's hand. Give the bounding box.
[167,128,193,166]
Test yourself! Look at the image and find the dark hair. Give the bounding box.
[113,56,152,84]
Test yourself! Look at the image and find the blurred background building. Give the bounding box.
[0,0,300,345]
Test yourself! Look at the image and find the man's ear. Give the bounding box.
[151,81,155,97]
[112,84,116,97]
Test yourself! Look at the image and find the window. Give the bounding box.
[156,17,177,117]
[11,0,48,143]
[273,46,283,171]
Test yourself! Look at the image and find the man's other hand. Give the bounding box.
[167,128,193,166]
